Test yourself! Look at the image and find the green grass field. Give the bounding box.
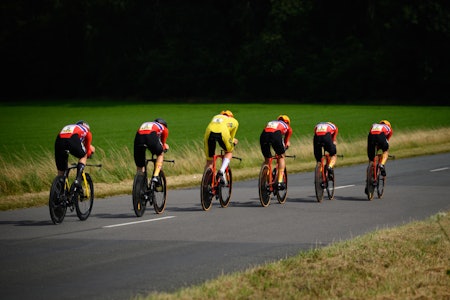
[1,101,450,209]
[1,101,450,159]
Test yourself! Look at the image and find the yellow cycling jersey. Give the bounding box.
[204,114,239,158]
[204,114,239,139]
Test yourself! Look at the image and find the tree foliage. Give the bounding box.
[1,0,449,103]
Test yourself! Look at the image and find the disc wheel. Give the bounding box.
[366,163,375,200]
[377,165,385,199]
[132,174,147,217]
[314,162,324,203]
[74,173,94,221]
[276,168,288,204]
[219,168,232,208]
[49,176,67,224]
[201,168,213,211]
[153,171,167,214]
[258,164,271,207]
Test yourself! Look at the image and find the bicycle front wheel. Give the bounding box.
[258,164,271,207]
[377,165,385,198]
[132,174,147,217]
[49,176,67,224]
[201,168,213,211]
[314,162,324,202]
[276,168,288,204]
[366,163,375,200]
[219,168,232,208]
[74,173,94,221]
[153,171,167,214]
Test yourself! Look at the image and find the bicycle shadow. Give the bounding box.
[333,196,371,202]
[94,213,136,219]
[288,196,320,203]
[0,220,53,226]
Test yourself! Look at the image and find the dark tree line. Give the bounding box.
[1,0,450,104]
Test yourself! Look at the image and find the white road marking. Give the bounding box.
[430,167,449,172]
[103,216,175,228]
[334,185,355,189]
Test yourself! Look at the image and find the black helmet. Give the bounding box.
[154,118,168,128]
[76,120,90,130]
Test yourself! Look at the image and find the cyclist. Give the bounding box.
[367,120,393,177]
[204,110,239,185]
[54,120,95,187]
[134,118,169,187]
[259,115,293,190]
[313,122,338,180]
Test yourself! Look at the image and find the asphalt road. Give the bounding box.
[1,153,449,300]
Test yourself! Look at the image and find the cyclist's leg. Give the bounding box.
[133,132,148,174]
[67,135,88,184]
[219,131,234,173]
[271,131,286,187]
[147,132,164,178]
[55,136,69,177]
[204,132,217,170]
[260,131,272,166]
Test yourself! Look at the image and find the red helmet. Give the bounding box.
[220,110,234,118]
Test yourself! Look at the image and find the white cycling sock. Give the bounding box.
[220,158,230,173]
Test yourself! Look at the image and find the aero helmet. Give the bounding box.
[76,120,90,130]
[220,110,234,118]
[277,115,290,125]
[380,120,391,129]
[154,118,168,128]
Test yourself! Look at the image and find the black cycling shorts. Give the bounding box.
[134,131,164,168]
[54,134,86,171]
[260,130,285,158]
[367,133,389,160]
[313,133,336,162]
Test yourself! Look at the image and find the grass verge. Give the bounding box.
[136,211,450,300]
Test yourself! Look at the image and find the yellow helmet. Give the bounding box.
[277,115,290,125]
[380,120,391,129]
[221,110,234,118]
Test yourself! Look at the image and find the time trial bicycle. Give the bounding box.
[258,153,296,207]
[366,150,395,200]
[132,154,175,217]
[201,150,242,211]
[314,149,343,202]
[49,162,102,224]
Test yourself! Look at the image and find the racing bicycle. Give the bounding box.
[314,149,343,202]
[258,153,296,207]
[49,162,102,224]
[366,150,395,200]
[132,154,175,216]
[201,151,242,211]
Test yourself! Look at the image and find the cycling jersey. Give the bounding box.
[204,114,239,159]
[314,122,338,141]
[136,121,169,149]
[260,120,292,158]
[313,122,338,162]
[55,123,93,171]
[369,123,393,140]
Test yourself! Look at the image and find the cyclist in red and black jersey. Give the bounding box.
[367,120,393,176]
[134,118,169,186]
[54,120,95,187]
[313,122,338,180]
[259,115,293,190]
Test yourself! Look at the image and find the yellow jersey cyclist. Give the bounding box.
[204,110,239,185]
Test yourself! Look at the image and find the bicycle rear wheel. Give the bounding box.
[132,174,147,217]
[276,168,288,204]
[258,164,271,207]
[49,176,67,224]
[314,162,324,202]
[153,171,167,214]
[219,168,232,208]
[377,165,385,198]
[325,167,335,200]
[201,168,213,211]
[366,163,375,200]
[74,173,94,221]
